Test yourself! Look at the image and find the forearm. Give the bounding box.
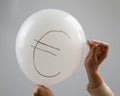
[85,67,103,89]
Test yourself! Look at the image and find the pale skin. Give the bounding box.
[33,40,109,96]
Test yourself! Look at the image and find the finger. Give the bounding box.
[86,40,98,60]
[91,40,109,55]
[103,43,109,51]
[91,43,99,59]
[41,85,49,90]
[36,84,42,87]
[36,84,43,90]
[85,46,93,61]
[97,46,102,56]
[85,50,91,60]
[87,40,94,49]
[33,92,38,96]
[33,91,41,96]
[97,43,109,55]
[33,84,42,96]
[93,40,109,48]
[97,46,109,62]
[34,84,41,93]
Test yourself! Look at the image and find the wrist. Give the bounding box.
[86,70,103,88]
[85,65,98,73]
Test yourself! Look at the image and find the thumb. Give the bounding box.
[87,40,94,49]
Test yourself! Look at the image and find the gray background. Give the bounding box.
[0,0,119,96]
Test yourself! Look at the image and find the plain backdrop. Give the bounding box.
[0,0,120,96]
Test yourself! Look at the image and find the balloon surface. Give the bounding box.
[16,9,86,86]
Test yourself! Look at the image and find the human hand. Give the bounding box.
[33,84,54,96]
[85,40,109,71]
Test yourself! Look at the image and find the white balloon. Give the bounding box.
[16,9,86,86]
